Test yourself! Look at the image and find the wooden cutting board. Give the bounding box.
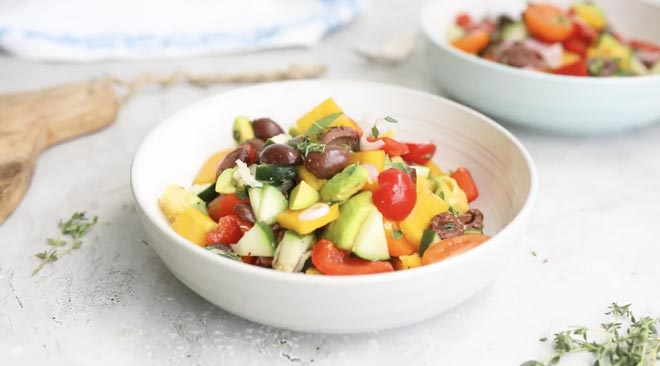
[0,80,119,223]
[0,65,326,223]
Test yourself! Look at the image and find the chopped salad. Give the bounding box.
[159,98,488,275]
[448,2,660,76]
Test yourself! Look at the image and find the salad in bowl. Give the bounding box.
[159,98,488,275]
[449,1,660,76]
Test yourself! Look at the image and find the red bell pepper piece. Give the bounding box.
[311,240,394,275]
[207,194,249,222]
[554,59,589,77]
[205,215,252,245]
[451,167,479,202]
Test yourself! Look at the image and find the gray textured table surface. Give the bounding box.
[1,1,660,365]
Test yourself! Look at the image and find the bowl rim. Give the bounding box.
[130,79,538,285]
[419,0,660,85]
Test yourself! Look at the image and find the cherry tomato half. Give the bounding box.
[554,59,588,76]
[311,239,394,275]
[402,142,437,165]
[373,169,416,221]
[421,234,490,265]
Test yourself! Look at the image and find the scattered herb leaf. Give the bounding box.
[448,206,459,216]
[296,139,326,157]
[371,125,379,138]
[531,251,538,257]
[522,303,660,366]
[46,238,67,247]
[33,212,98,275]
[307,112,342,138]
[384,116,398,123]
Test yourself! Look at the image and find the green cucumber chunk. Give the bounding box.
[256,184,288,225]
[231,221,275,257]
[351,207,390,261]
[272,231,315,272]
[419,229,440,256]
[254,164,298,183]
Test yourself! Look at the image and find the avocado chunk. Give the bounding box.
[159,184,208,222]
[289,181,320,210]
[324,191,373,250]
[319,164,369,204]
[215,167,237,194]
[232,115,255,144]
[352,207,389,261]
[501,22,527,42]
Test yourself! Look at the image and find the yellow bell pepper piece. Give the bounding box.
[391,156,404,164]
[587,34,632,71]
[277,203,340,235]
[571,3,606,31]
[561,51,581,67]
[351,150,386,172]
[296,98,357,134]
[298,166,326,191]
[171,207,217,247]
[399,189,449,248]
[416,176,436,193]
[193,149,232,185]
[425,161,444,177]
[396,253,422,270]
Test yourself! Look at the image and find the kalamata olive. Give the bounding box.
[319,127,359,151]
[259,144,302,165]
[458,209,484,231]
[252,118,284,140]
[303,145,352,179]
[216,146,249,177]
[233,203,255,223]
[243,138,265,154]
[429,212,463,240]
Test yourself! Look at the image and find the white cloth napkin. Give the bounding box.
[0,0,363,61]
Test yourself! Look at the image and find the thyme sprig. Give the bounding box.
[522,303,660,366]
[33,212,98,275]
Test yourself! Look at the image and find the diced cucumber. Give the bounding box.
[264,133,293,147]
[231,221,276,257]
[197,183,219,203]
[272,231,315,272]
[255,164,297,183]
[501,22,527,42]
[352,207,390,261]
[410,165,431,178]
[256,184,288,224]
[419,229,440,256]
[248,187,263,219]
[215,167,237,194]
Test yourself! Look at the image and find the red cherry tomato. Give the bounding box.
[205,214,252,245]
[207,194,249,222]
[554,59,588,76]
[402,142,437,165]
[450,167,479,202]
[373,169,416,221]
[455,13,471,27]
[311,239,394,275]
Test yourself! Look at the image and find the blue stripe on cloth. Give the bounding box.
[0,0,363,51]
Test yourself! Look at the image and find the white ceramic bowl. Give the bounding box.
[420,0,660,135]
[131,80,537,333]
